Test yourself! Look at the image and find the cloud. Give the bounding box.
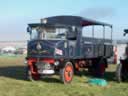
[78,7,116,19]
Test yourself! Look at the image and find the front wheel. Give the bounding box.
[59,62,74,84]
[26,66,40,81]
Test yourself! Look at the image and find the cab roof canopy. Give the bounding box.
[29,15,112,28]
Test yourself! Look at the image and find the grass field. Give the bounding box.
[0,56,128,96]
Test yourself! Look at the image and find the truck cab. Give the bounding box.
[27,23,80,58]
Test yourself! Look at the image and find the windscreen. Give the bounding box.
[30,27,67,40]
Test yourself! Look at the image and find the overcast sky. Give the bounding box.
[0,0,128,41]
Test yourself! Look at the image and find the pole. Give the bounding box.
[92,26,94,38]
[111,26,113,41]
[103,26,105,40]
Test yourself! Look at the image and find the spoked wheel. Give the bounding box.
[26,66,40,81]
[60,62,74,84]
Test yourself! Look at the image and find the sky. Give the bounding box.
[0,0,128,41]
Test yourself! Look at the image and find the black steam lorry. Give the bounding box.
[26,15,113,84]
[116,29,128,82]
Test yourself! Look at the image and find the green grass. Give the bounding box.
[0,56,128,96]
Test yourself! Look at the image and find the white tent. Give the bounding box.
[2,46,16,52]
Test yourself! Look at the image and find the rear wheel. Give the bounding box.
[94,58,106,78]
[60,62,74,84]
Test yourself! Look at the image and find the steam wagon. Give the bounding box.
[26,15,113,84]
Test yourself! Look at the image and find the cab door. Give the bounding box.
[67,27,78,58]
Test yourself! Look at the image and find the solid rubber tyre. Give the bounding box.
[26,66,39,81]
[95,59,106,78]
[59,62,74,84]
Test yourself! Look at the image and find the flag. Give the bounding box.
[55,48,63,55]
